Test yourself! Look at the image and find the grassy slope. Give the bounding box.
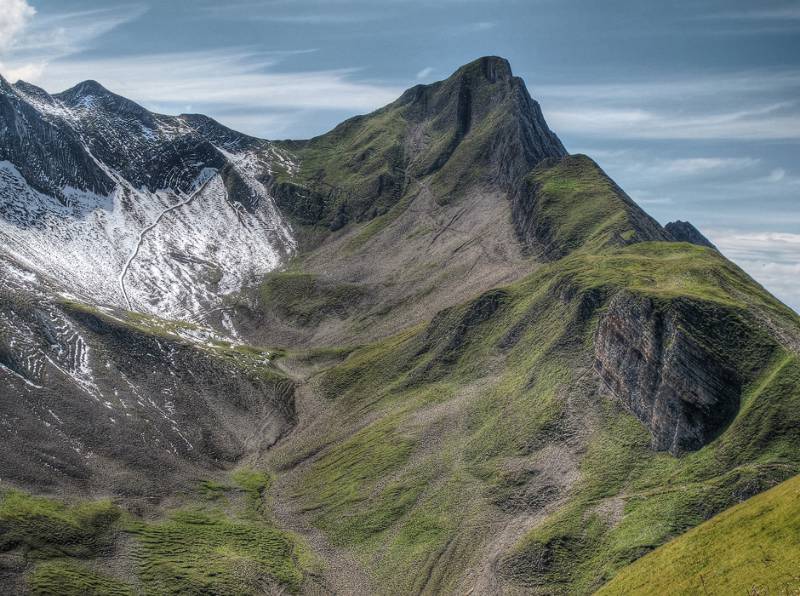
[264,237,800,593]
[264,154,800,593]
[518,154,666,258]
[1,469,313,595]
[597,472,800,595]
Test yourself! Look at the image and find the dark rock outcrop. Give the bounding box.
[593,292,767,454]
[271,56,568,232]
[665,220,717,250]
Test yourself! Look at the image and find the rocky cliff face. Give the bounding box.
[594,291,774,454]
[0,77,113,203]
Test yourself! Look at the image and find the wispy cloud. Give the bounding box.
[416,66,434,79]
[706,229,800,312]
[35,49,402,111]
[706,6,800,21]
[537,72,800,140]
[0,3,147,82]
[581,153,761,180]
[247,13,380,24]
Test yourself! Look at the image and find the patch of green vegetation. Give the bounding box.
[60,299,202,340]
[597,473,800,595]
[231,468,271,516]
[519,154,659,259]
[131,507,305,594]
[298,417,418,545]
[127,469,310,594]
[504,352,800,594]
[4,467,311,595]
[28,560,134,596]
[259,271,367,326]
[198,479,229,502]
[553,241,782,308]
[0,490,120,559]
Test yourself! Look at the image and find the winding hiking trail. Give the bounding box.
[118,177,214,310]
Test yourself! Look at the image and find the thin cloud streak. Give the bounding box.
[33,49,402,112]
[538,71,800,140]
[0,3,148,83]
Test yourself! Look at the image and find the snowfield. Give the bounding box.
[0,80,296,323]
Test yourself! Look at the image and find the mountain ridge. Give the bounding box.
[1,56,799,595]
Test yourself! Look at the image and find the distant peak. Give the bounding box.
[0,73,12,93]
[665,220,717,250]
[451,56,513,84]
[56,80,114,103]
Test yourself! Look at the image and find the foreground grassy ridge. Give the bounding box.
[273,239,800,594]
[131,508,304,594]
[1,468,310,595]
[598,472,800,595]
[130,468,309,594]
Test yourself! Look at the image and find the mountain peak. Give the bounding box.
[55,79,116,105]
[665,220,717,249]
[450,55,514,84]
[0,73,13,94]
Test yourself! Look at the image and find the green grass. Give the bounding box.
[3,467,311,595]
[28,560,134,596]
[297,417,420,545]
[522,155,638,256]
[503,351,800,594]
[231,468,271,516]
[597,473,800,595]
[0,490,120,559]
[130,468,309,594]
[131,507,305,594]
[274,227,800,593]
[258,271,366,325]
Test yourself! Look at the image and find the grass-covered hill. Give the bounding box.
[1,57,799,594]
[598,472,800,595]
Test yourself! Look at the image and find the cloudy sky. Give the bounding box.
[1,0,798,311]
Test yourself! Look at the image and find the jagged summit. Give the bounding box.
[665,219,717,249]
[55,79,114,101]
[271,56,567,234]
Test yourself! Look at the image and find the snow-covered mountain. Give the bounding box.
[0,76,295,324]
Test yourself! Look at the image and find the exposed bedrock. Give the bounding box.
[593,291,773,455]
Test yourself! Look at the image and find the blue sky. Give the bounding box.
[1,0,798,311]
